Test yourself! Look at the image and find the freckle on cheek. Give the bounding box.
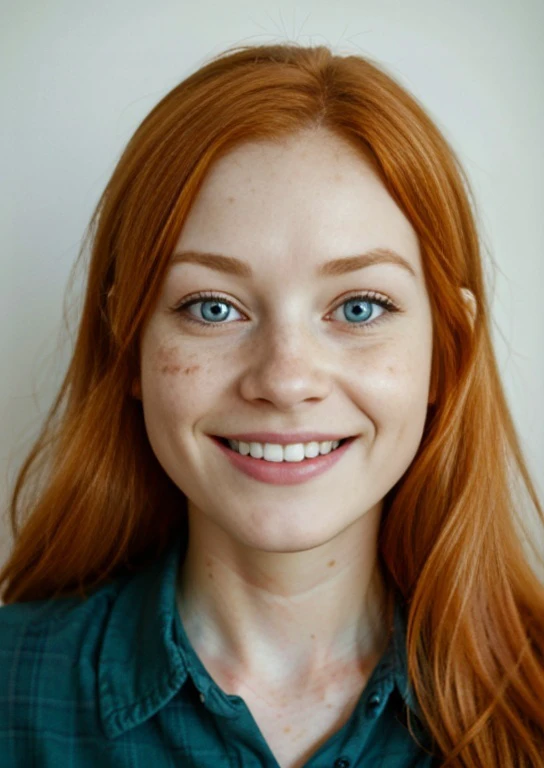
[156,345,178,375]
[160,363,182,374]
[156,345,200,376]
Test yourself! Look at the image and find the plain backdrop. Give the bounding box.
[1,0,543,592]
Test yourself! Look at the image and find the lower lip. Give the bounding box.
[210,436,357,486]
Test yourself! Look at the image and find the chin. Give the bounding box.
[233,519,350,554]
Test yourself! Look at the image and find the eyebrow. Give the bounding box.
[169,247,417,279]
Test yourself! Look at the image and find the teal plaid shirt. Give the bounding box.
[0,533,441,766]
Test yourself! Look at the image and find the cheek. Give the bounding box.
[346,342,432,418]
[155,342,201,380]
[141,336,231,420]
[142,339,198,415]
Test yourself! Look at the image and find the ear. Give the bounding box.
[460,287,477,329]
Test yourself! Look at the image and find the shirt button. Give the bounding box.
[366,692,381,717]
[199,693,206,703]
[334,759,351,768]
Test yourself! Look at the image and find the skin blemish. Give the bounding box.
[328,560,336,567]
[283,726,291,733]
[161,362,182,375]
[156,344,200,377]
[310,634,316,639]
[156,344,182,376]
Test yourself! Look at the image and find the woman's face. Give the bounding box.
[134,128,434,552]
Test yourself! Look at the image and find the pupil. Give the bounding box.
[203,301,229,321]
[346,300,371,322]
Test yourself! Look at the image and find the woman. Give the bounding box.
[1,43,543,767]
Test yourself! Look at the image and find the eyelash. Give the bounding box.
[170,290,400,331]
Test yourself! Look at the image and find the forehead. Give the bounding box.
[173,129,422,279]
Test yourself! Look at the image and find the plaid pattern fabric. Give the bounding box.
[0,533,440,766]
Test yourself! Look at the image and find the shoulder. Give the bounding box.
[0,580,121,765]
[0,579,120,657]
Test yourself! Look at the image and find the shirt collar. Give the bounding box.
[98,531,189,739]
[98,531,420,739]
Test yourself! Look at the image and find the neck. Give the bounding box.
[176,503,392,693]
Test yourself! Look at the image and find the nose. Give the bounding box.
[238,322,332,411]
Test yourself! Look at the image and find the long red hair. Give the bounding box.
[1,44,543,765]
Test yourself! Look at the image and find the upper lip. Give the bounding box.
[213,432,355,445]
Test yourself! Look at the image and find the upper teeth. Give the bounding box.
[227,439,342,462]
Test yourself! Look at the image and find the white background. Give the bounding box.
[1,0,543,580]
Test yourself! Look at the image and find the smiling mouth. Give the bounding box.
[214,435,353,457]
[209,434,358,484]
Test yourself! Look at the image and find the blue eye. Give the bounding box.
[333,297,383,325]
[172,291,399,330]
[192,299,236,323]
